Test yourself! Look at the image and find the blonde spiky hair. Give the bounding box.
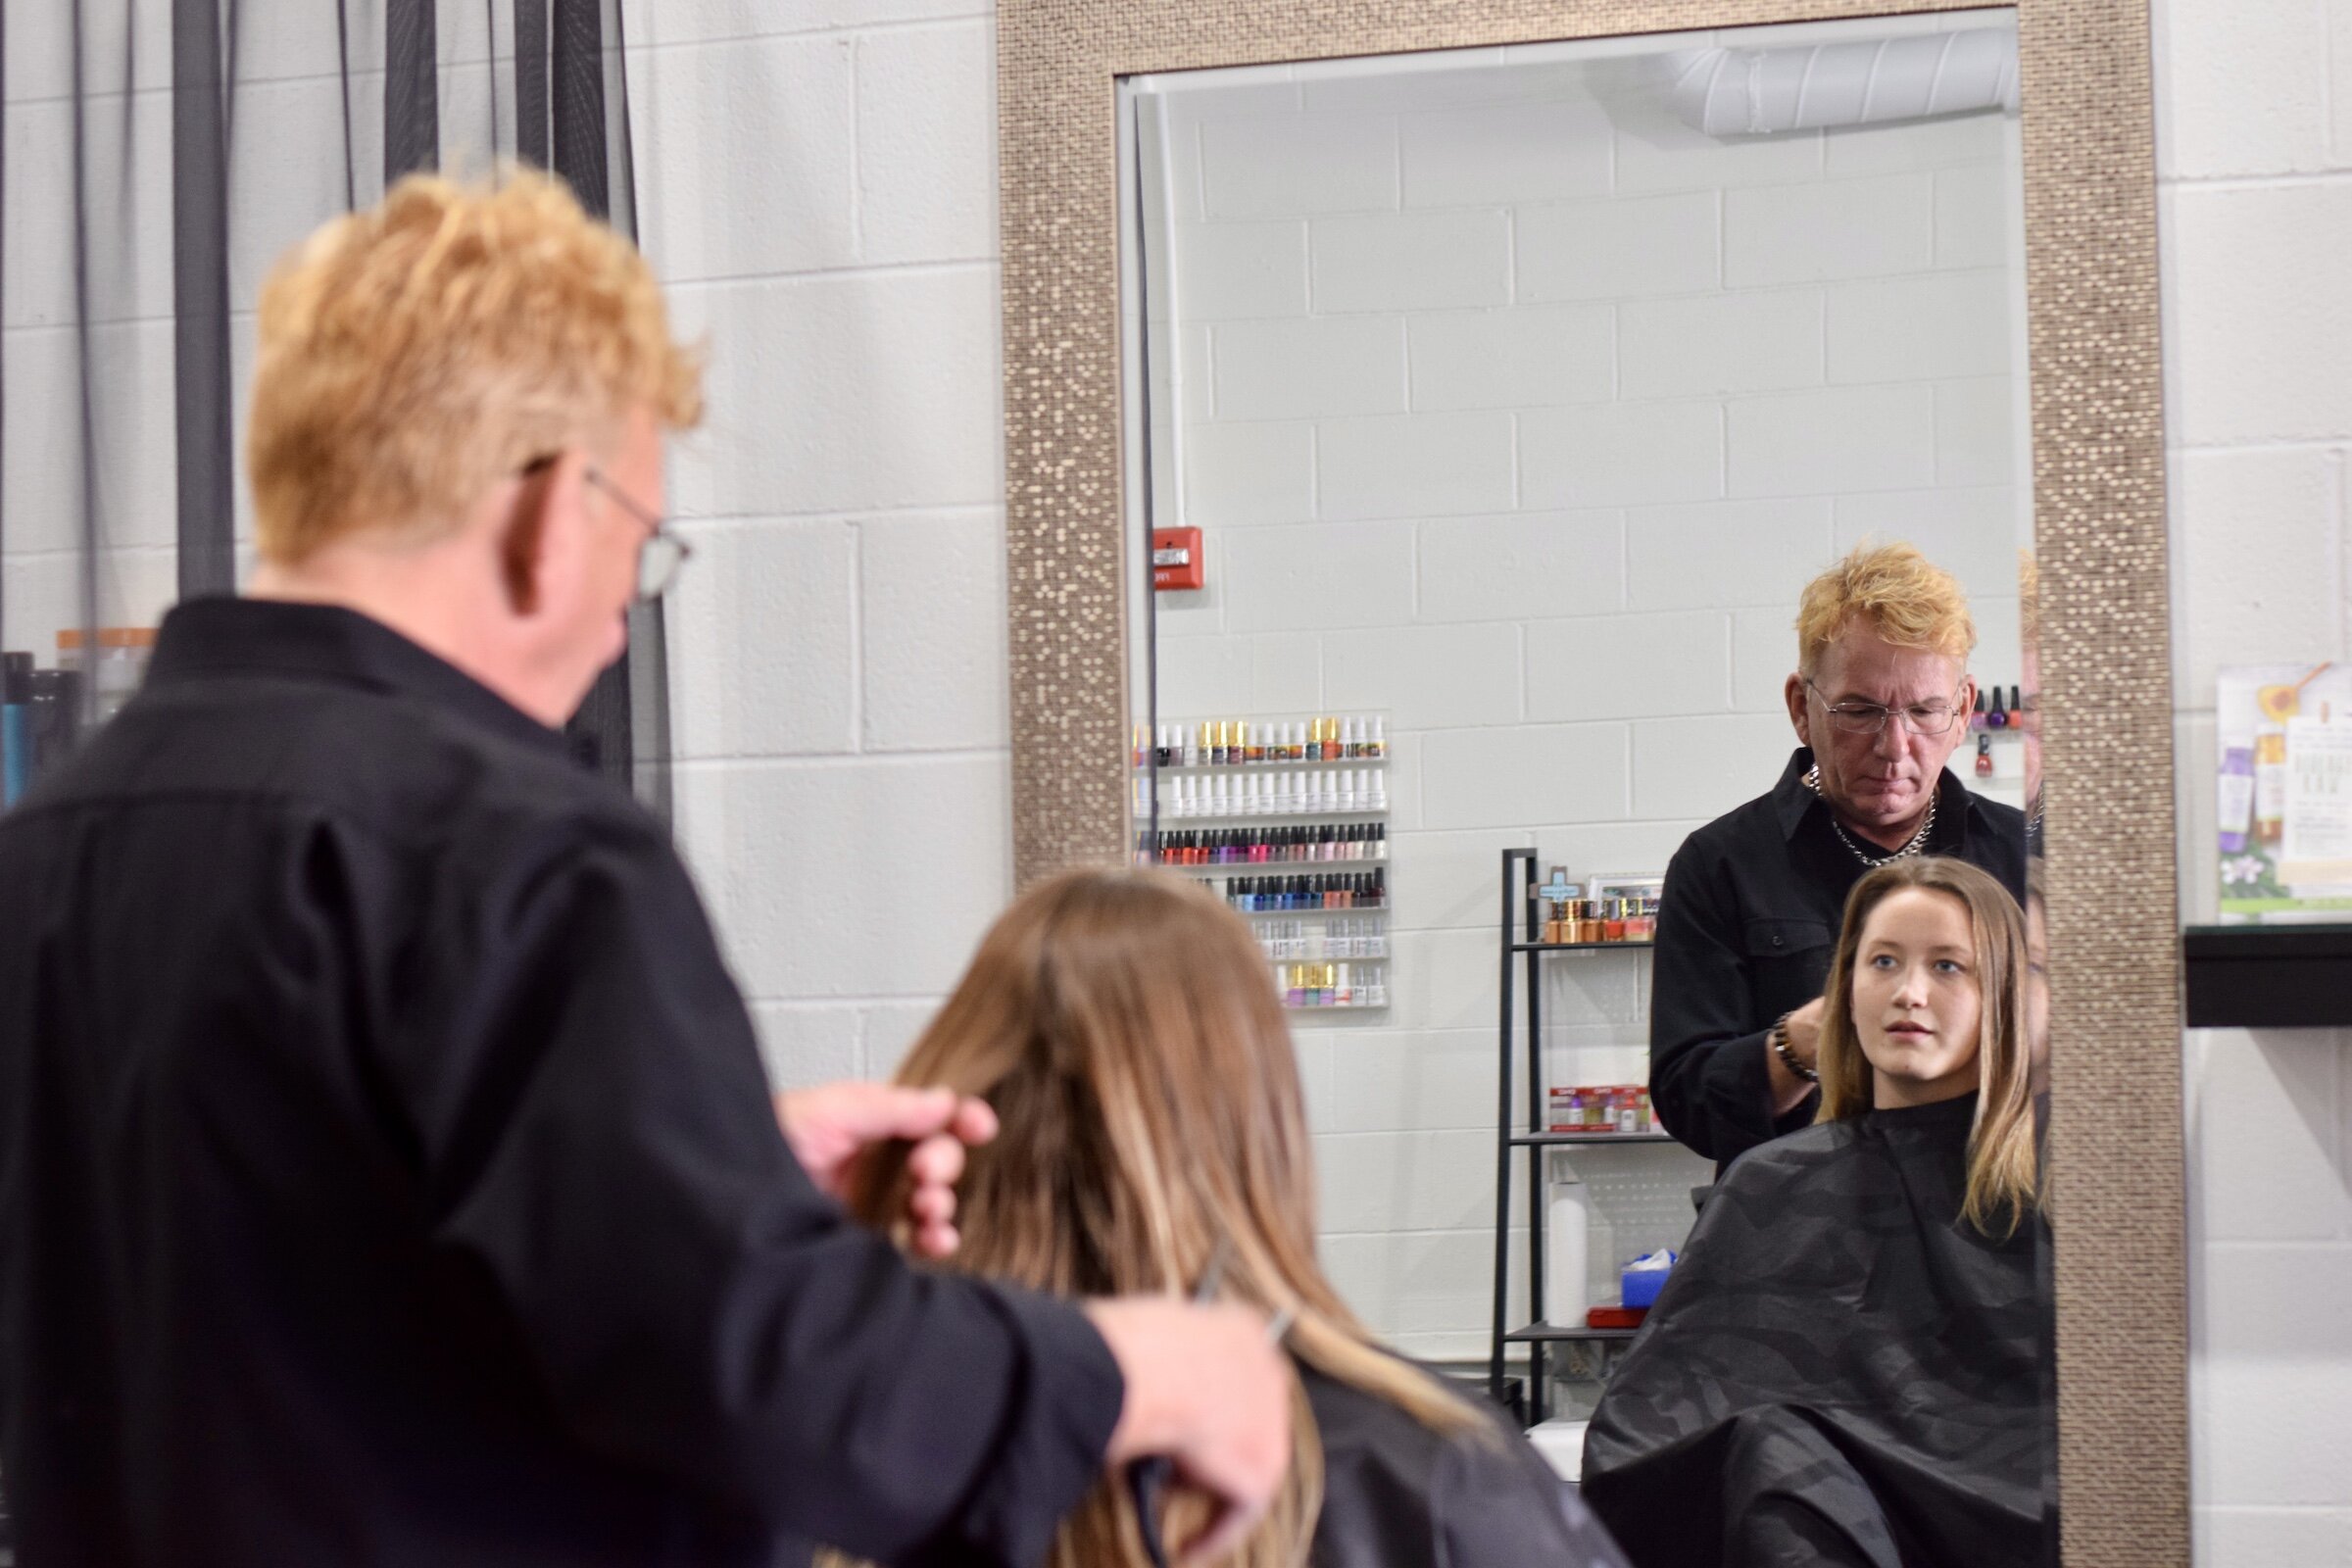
[247,169,703,564]
[1795,542,1977,675]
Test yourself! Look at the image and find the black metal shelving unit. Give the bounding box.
[1487,848,1679,1426]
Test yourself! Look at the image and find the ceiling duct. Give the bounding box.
[1664,28,2020,135]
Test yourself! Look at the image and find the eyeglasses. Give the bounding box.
[1804,679,1966,737]
[583,466,692,602]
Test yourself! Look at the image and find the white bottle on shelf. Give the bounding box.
[1366,769,1387,811]
[1544,1153,1592,1328]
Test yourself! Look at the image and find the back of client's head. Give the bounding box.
[1814,857,2039,1238]
[847,868,1477,1568]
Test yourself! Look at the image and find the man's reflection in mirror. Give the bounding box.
[1647,544,2032,1172]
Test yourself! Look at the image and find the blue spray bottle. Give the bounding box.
[2,654,33,808]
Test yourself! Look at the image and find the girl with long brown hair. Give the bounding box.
[1585,857,2049,1568]
[1812,855,2041,1238]
[826,868,1626,1568]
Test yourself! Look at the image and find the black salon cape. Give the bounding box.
[1581,1095,2047,1568]
[1301,1361,1628,1568]
[0,599,1120,1568]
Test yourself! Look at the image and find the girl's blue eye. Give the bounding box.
[1934,958,1966,975]
[1869,954,1898,970]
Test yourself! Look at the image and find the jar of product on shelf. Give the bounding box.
[95,628,155,720]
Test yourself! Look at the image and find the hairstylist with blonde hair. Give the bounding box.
[1648,543,2028,1169]
[0,172,1288,1567]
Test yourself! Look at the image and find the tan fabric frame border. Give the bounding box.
[996,2,2184,1560]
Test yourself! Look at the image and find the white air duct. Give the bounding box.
[1664,28,2019,136]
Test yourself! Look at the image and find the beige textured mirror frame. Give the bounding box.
[996,1,2182,1560]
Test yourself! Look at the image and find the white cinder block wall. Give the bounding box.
[1140,49,2030,1354]
[2154,0,2352,1559]
[5,2,2349,1556]
[625,2,1012,1089]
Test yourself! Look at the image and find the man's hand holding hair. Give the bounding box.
[774,1082,999,1259]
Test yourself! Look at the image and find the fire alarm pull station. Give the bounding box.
[1152,527,1204,592]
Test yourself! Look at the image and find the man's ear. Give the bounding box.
[1786,671,1812,747]
[500,462,563,614]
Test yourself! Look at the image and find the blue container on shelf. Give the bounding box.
[1620,1249,1677,1309]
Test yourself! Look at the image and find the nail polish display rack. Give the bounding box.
[1134,713,1392,1013]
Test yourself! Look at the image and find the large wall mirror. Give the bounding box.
[1003,0,2180,1560]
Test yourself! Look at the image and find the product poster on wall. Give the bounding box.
[2216,662,2352,920]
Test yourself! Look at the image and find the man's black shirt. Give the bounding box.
[1647,749,2027,1167]
[0,598,1120,1567]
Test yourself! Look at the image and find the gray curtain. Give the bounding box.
[0,0,665,808]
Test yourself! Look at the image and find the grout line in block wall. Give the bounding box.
[1506,412,1521,512]
[658,257,997,293]
[2162,170,2352,193]
[2328,1,2341,160]
[624,13,994,56]
[1617,511,1631,612]
[1608,303,1622,402]
[2332,446,2350,664]
[2174,436,2352,457]
[1502,207,1517,307]
[847,36,865,263]
[847,522,867,754]
[665,748,1007,773]
[1305,418,1318,518]
[1723,610,1737,711]
[1713,188,1727,290]
[1513,621,1528,721]
[669,502,1001,528]
[2196,1238,2352,1251]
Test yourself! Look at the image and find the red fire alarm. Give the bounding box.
[1152,527,1204,592]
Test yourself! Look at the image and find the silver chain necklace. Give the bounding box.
[1804,764,1937,867]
